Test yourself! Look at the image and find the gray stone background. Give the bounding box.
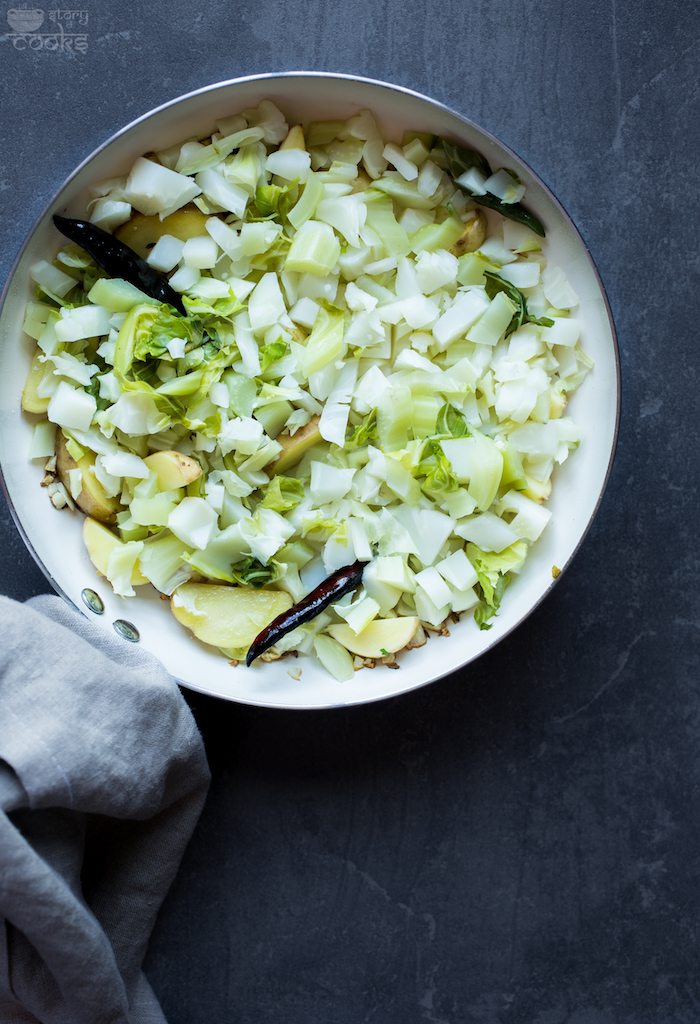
[0,1,697,1021]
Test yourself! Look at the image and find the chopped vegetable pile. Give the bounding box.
[22,99,592,682]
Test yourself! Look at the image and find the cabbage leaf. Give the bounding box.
[230,557,279,588]
[467,541,527,629]
[261,475,305,512]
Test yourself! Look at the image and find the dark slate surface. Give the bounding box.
[0,1,697,1021]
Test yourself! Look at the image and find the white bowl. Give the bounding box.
[0,72,619,709]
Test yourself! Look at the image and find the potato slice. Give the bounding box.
[327,616,419,659]
[267,415,322,476]
[521,473,552,504]
[82,517,148,585]
[549,391,567,419]
[115,205,210,260]
[55,430,122,524]
[279,124,305,150]
[171,582,293,649]
[449,209,487,257]
[289,325,308,345]
[350,170,372,195]
[143,450,202,490]
[22,351,50,413]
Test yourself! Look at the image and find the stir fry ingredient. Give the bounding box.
[53,216,187,313]
[246,559,366,665]
[22,99,592,681]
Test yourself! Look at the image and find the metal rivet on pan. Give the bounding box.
[113,619,140,642]
[81,588,104,614]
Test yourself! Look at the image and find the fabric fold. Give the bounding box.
[0,594,211,1024]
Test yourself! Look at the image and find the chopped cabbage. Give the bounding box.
[24,99,592,681]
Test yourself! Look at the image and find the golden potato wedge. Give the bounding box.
[279,124,306,150]
[22,351,50,413]
[55,430,122,524]
[327,617,419,659]
[115,205,210,260]
[350,170,372,194]
[521,473,552,504]
[267,415,322,476]
[549,391,567,419]
[82,517,148,585]
[171,582,293,649]
[449,209,487,257]
[289,325,308,345]
[143,450,202,490]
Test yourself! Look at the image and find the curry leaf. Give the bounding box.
[484,271,553,337]
[439,138,545,237]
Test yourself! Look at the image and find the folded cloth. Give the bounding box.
[0,594,211,1024]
